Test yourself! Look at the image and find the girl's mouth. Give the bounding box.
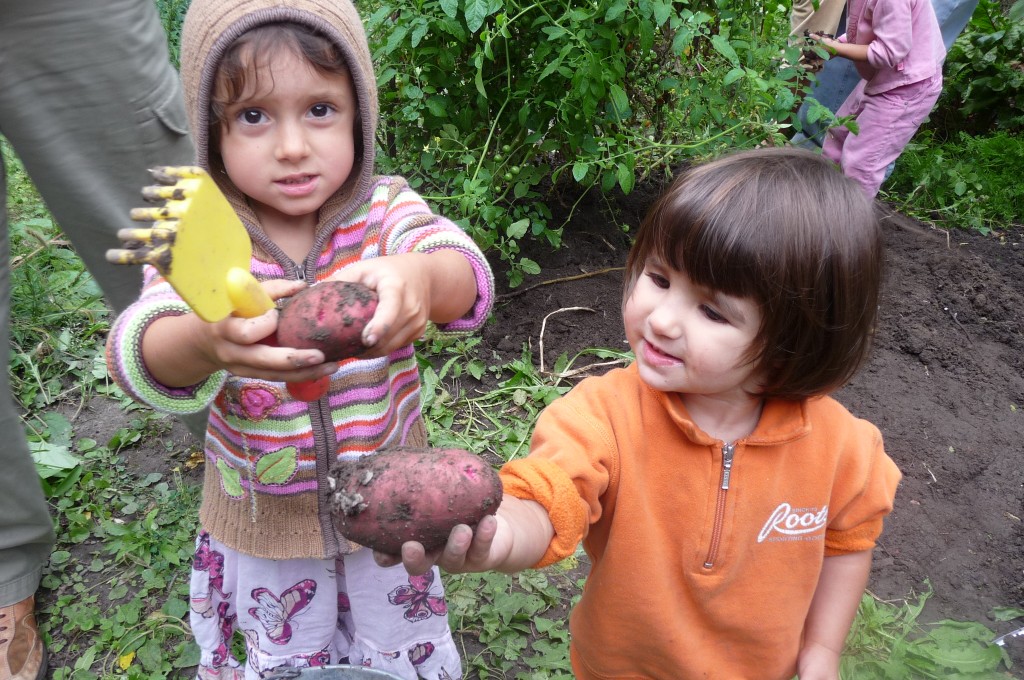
[642,339,682,367]
[276,174,318,196]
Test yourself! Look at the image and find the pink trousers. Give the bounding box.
[822,72,943,198]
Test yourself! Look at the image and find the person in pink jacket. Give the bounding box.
[384,147,902,679]
[813,0,946,197]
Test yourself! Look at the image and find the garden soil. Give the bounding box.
[49,181,1024,673]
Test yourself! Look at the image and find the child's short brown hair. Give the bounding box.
[624,147,883,400]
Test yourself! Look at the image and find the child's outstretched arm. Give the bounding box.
[797,549,873,679]
[377,494,555,576]
[329,249,479,358]
[141,278,337,387]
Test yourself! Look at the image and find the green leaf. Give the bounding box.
[723,67,745,86]
[439,0,458,19]
[542,26,568,40]
[710,34,740,66]
[608,84,629,118]
[464,0,491,33]
[617,162,635,194]
[652,0,672,26]
[216,459,244,498]
[519,258,541,275]
[163,597,189,619]
[604,1,627,22]
[572,162,589,183]
[30,441,82,479]
[255,447,298,485]
[507,219,530,239]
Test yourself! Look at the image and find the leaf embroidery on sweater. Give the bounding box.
[255,447,299,485]
[216,458,245,498]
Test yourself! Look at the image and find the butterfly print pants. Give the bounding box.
[190,531,462,679]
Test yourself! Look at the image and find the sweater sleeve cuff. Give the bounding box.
[106,300,227,415]
[412,234,495,335]
[500,458,589,568]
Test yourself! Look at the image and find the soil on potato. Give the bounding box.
[42,179,1024,674]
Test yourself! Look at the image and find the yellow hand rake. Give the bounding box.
[107,166,330,400]
[106,166,273,321]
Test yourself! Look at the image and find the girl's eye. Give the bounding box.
[309,103,334,118]
[239,109,265,125]
[701,305,726,323]
[646,272,669,289]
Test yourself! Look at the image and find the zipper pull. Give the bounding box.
[721,443,735,490]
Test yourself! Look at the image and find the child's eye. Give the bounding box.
[701,304,726,323]
[238,109,266,125]
[309,103,335,118]
[646,272,669,289]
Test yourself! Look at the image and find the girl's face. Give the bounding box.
[218,47,356,229]
[624,258,764,399]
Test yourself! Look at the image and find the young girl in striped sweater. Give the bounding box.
[106,0,493,677]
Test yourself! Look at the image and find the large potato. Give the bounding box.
[328,447,503,554]
[277,281,378,361]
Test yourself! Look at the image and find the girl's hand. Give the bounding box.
[373,496,554,576]
[374,514,510,575]
[329,251,477,358]
[795,640,841,680]
[208,279,339,380]
[142,279,338,387]
[809,33,838,54]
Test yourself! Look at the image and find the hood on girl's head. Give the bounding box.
[179,0,379,217]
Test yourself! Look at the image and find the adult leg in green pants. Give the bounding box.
[1,1,198,677]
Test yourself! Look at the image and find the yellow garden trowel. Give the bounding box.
[107,166,330,400]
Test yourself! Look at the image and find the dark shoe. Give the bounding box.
[0,596,47,680]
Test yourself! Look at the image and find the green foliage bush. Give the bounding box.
[364,0,812,284]
[934,0,1024,135]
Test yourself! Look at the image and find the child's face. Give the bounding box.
[218,47,356,227]
[624,258,763,398]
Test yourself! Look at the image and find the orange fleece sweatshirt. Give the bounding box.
[500,363,901,680]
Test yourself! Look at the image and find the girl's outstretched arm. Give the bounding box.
[377,495,555,576]
[797,549,873,679]
[141,278,336,387]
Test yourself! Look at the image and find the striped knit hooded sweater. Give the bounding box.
[106,0,494,560]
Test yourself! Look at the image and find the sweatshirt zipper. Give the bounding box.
[293,255,337,554]
[703,442,735,569]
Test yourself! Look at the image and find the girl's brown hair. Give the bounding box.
[624,147,883,400]
[208,23,361,167]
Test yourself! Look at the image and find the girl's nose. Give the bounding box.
[648,302,682,338]
[275,121,310,161]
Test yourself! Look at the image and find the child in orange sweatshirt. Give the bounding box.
[386,147,902,679]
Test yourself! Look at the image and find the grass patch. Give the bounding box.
[882,130,1024,235]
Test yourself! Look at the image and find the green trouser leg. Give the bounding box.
[0,0,202,605]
